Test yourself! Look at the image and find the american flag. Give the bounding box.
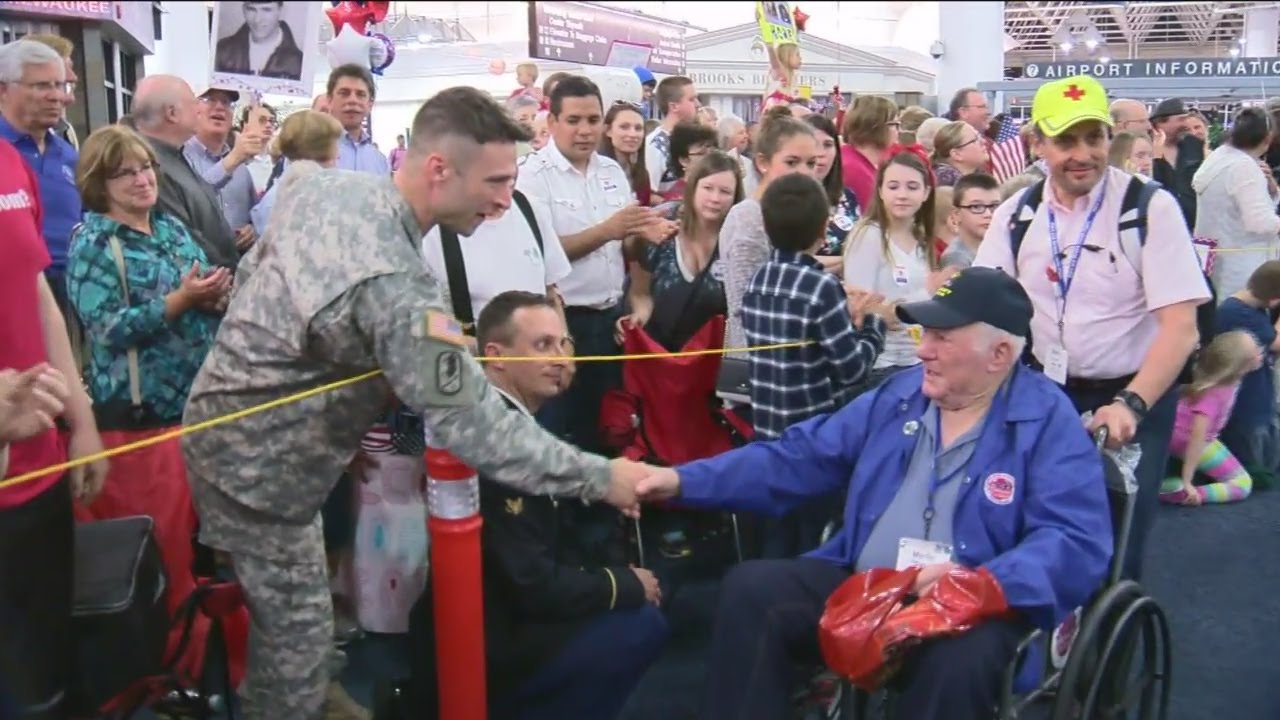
[989,116,1028,184]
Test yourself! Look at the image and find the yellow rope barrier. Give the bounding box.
[0,340,815,490]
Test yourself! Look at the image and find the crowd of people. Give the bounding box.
[1,26,1278,720]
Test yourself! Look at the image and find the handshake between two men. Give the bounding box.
[602,458,682,517]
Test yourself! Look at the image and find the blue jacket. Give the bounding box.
[678,364,1113,633]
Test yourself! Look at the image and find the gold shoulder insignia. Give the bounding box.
[505,497,523,516]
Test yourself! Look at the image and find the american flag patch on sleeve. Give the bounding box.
[424,310,469,347]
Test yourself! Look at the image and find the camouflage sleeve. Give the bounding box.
[343,272,612,501]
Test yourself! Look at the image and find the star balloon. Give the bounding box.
[325,1,390,36]
[326,24,378,70]
[793,6,809,32]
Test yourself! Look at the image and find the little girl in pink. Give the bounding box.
[1163,330,1263,506]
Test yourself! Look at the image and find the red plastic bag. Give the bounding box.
[871,566,1010,662]
[818,567,921,691]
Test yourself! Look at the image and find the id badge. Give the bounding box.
[1044,346,1069,385]
[892,265,909,286]
[896,537,954,571]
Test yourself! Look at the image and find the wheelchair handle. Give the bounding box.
[1093,426,1109,450]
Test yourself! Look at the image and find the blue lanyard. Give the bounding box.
[922,406,976,541]
[1045,184,1108,322]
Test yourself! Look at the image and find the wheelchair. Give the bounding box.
[833,429,1173,720]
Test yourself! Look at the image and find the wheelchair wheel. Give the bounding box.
[1050,581,1146,720]
[1078,595,1172,720]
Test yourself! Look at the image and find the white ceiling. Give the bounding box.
[1004,1,1278,57]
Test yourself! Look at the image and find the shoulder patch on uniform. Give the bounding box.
[424,310,468,347]
[505,497,523,515]
[436,350,464,396]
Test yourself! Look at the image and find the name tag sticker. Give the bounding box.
[896,537,954,571]
[1044,346,1069,385]
[834,214,854,231]
[892,265,910,286]
[602,178,619,192]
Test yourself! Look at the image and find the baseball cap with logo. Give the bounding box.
[896,266,1034,338]
[1030,75,1112,138]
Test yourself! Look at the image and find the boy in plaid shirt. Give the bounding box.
[741,173,887,555]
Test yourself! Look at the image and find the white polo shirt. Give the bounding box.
[421,198,572,319]
[974,166,1211,380]
[516,142,632,309]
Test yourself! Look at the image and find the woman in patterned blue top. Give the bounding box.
[67,125,228,428]
[619,150,743,352]
[803,114,859,269]
[65,124,237,684]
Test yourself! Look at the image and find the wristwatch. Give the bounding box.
[1112,390,1149,421]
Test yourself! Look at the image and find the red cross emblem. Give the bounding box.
[1063,84,1086,101]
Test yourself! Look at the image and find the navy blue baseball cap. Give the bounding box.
[896,266,1033,338]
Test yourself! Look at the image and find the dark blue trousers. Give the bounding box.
[493,605,668,720]
[1062,387,1177,581]
[703,559,1027,720]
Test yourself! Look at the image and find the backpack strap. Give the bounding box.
[438,227,475,334]
[511,190,544,257]
[1007,179,1046,272]
[1116,175,1159,276]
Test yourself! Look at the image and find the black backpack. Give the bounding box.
[1007,175,1215,383]
[438,189,544,333]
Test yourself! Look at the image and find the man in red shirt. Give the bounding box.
[0,134,106,719]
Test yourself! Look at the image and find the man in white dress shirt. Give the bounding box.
[516,75,665,453]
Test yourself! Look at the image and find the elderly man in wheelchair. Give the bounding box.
[636,267,1115,720]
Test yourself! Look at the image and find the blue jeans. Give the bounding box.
[492,605,669,720]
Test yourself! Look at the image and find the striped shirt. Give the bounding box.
[742,250,887,439]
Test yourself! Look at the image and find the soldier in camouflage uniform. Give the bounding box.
[182,86,645,720]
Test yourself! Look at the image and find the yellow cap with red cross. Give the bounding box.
[1031,75,1113,137]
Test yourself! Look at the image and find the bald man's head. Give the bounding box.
[132,75,198,142]
[1109,98,1151,138]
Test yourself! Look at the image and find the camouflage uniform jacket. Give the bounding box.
[182,170,610,561]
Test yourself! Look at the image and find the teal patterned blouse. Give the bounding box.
[66,210,220,424]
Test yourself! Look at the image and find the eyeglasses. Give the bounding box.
[957,202,1001,215]
[13,80,74,95]
[108,162,154,181]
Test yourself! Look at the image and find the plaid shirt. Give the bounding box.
[743,250,887,439]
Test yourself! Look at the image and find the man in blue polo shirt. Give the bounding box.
[0,40,82,320]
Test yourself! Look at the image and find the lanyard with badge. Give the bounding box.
[1041,185,1107,386]
[895,405,991,571]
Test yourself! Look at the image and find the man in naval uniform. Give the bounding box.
[182,86,648,720]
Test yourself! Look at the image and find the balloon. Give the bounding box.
[370,32,395,75]
[488,58,506,75]
[327,24,377,70]
[793,6,809,32]
[325,1,390,36]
